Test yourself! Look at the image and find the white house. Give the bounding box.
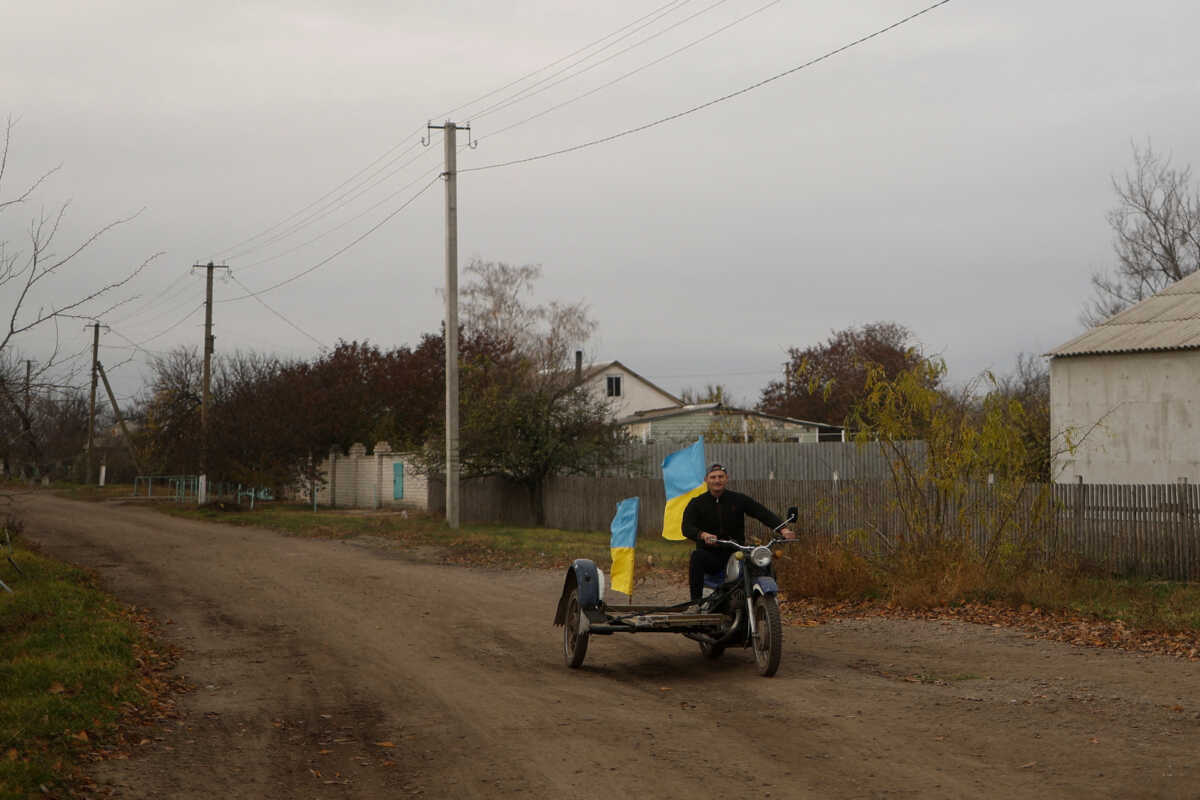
[578,359,683,419]
[1048,271,1200,483]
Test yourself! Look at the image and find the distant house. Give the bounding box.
[1048,271,1200,483]
[579,359,684,419]
[618,402,843,445]
[575,356,842,443]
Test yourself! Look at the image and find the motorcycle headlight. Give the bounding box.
[724,553,742,582]
[750,546,773,568]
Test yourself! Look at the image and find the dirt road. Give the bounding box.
[15,493,1200,799]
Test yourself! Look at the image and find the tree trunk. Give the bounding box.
[527,479,547,527]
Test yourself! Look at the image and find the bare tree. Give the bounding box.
[424,259,623,525]
[679,383,734,405]
[0,115,157,476]
[1083,143,1200,326]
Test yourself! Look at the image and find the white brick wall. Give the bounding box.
[315,442,429,510]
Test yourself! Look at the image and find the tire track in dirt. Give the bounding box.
[15,494,1200,799]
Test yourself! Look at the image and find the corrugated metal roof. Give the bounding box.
[1049,271,1200,357]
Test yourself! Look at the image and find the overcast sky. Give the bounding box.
[2,0,1198,409]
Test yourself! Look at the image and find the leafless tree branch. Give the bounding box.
[1082,143,1200,326]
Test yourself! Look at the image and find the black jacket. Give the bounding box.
[681,490,783,550]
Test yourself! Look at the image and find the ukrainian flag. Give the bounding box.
[661,438,706,541]
[609,497,639,596]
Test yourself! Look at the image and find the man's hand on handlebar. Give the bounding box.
[699,532,717,545]
[780,527,797,540]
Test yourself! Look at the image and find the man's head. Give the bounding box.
[705,463,728,495]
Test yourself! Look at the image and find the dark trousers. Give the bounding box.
[688,547,729,602]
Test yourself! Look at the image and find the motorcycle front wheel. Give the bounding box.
[751,594,782,677]
[563,586,589,668]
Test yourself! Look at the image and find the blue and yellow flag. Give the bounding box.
[609,497,640,596]
[661,438,706,541]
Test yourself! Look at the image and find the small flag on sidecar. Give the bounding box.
[661,437,706,541]
[609,497,640,598]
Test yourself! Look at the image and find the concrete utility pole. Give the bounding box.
[85,322,105,484]
[23,359,35,477]
[194,262,229,504]
[427,121,471,529]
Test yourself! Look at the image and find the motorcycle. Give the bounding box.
[553,507,798,677]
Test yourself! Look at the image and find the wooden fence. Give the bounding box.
[438,476,1200,580]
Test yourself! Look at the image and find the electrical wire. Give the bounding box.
[220,174,442,303]
[463,0,953,174]
[222,140,434,263]
[128,303,206,347]
[466,0,710,123]
[108,267,193,326]
[207,1,694,263]
[486,0,783,141]
[230,158,446,273]
[229,273,327,350]
[431,0,691,123]
[106,327,170,360]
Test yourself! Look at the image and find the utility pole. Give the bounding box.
[96,361,141,475]
[23,360,32,477]
[426,121,471,529]
[194,262,229,505]
[85,322,106,484]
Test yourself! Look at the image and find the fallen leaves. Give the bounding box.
[781,598,1200,661]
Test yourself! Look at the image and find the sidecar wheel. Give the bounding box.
[699,641,725,660]
[563,586,589,668]
[751,594,782,677]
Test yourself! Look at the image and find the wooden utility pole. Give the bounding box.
[194,262,229,504]
[96,361,141,475]
[85,322,104,484]
[427,121,471,529]
[23,360,34,476]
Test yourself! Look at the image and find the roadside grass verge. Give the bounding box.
[777,539,1200,636]
[157,503,695,574]
[0,537,160,800]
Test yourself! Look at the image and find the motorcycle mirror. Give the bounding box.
[787,506,798,522]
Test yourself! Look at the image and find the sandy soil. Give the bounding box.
[14,493,1200,799]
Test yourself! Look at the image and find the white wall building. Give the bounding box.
[1049,271,1200,484]
[579,359,683,419]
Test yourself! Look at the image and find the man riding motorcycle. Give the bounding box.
[681,463,796,604]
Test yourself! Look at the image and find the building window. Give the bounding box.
[606,375,622,397]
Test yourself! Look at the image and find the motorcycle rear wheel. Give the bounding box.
[751,594,782,677]
[563,586,589,668]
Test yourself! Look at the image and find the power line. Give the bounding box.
[232,160,444,271]
[467,0,712,123]
[128,303,206,347]
[486,0,783,141]
[228,273,328,350]
[463,0,953,174]
[434,0,691,123]
[117,285,206,333]
[220,174,442,303]
[207,2,695,263]
[108,267,193,326]
[222,140,434,263]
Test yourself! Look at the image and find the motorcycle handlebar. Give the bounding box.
[711,535,803,551]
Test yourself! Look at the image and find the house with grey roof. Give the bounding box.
[618,402,843,445]
[575,356,842,443]
[1048,271,1200,483]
